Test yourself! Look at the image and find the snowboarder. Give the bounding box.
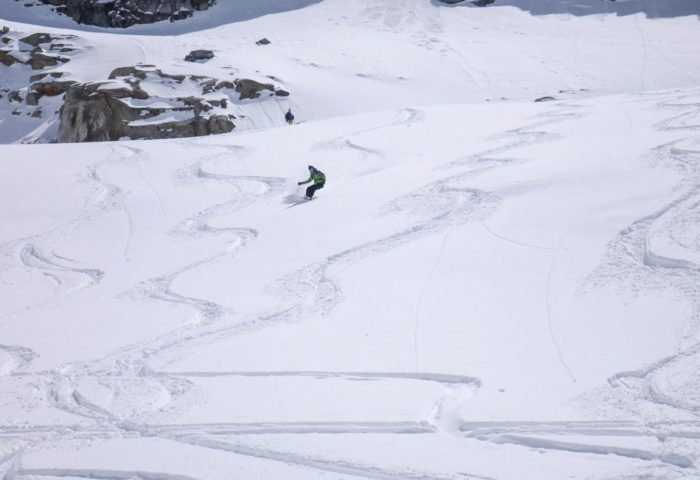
[285,108,295,125]
[298,165,326,199]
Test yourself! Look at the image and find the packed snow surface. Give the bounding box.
[2,1,700,479]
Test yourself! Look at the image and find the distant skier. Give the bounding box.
[285,108,295,125]
[298,165,326,199]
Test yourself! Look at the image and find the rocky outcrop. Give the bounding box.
[235,78,288,100]
[439,0,495,5]
[185,49,214,62]
[58,82,235,142]
[1,27,79,124]
[27,52,70,70]
[2,26,291,143]
[57,64,291,142]
[36,0,216,28]
[27,80,76,105]
[19,33,57,46]
[1,32,73,70]
[58,67,239,142]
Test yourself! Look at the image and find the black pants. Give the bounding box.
[306,182,324,198]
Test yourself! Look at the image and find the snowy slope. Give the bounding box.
[2,0,700,143]
[2,1,700,479]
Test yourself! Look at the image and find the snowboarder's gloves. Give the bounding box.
[297,182,302,185]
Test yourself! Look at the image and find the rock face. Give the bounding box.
[57,67,243,142]
[58,82,235,142]
[36,0,216,28]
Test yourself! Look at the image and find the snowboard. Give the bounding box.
[286,195,316,208]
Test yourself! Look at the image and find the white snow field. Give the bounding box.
[2,1,700,479]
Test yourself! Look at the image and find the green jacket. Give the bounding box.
[300,170,326,185]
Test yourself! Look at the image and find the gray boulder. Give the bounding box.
[8,90,23,103]
[185,49,214,62]
[108,66,147,80]
[31,80,77,98]
[26,92,42,106]
[27,52,69,70]
[0,50,18,66]
[438,0,495,4]
[30,71,66,83]
[58,83,140,143]
[20,33,58,46]
[234,78,288,100]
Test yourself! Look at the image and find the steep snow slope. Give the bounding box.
[2,1,700,479]
[2,90,700,480]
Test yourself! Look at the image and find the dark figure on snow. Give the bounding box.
[298,165,325,199]
[285,108,295,125]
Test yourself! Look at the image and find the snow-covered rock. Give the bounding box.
[0,25,80,141]
[56,65,290,142]
[34,0,216,28]
[184,49,213,62]
[58,68,238,142]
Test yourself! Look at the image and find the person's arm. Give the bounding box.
[298,175,312,185]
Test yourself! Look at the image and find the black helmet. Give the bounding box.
[308,165,315,171]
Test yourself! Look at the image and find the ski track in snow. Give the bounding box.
[0,105,506,478]
[165,432,466,480]
[461,420,698,471]
[413,228,451,374]
[524,93,700,473]
[5,93,700,478]
[441,93,700,475]
[436,103,587,384]
[0,344,37,376]
[584,93,700,420]
[312,107,425,156]
[0,143,162,324]
[17,468,203,480]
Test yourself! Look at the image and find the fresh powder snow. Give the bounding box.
[1,1,700,479]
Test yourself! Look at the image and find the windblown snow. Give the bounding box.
[2,1,700,479]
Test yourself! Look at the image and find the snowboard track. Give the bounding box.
[6,94,700,478]
[561,91,700,473]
